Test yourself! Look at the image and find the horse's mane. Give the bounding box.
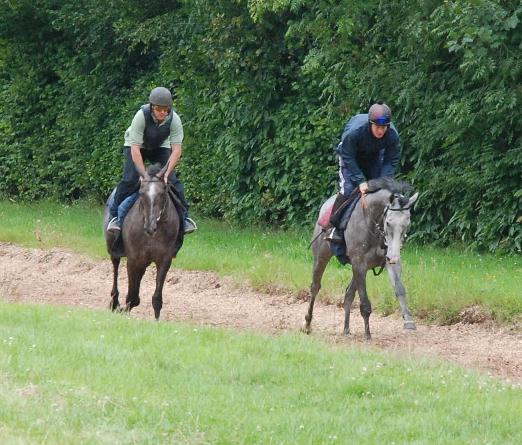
[147,163,164,177]
[367,177,413,196]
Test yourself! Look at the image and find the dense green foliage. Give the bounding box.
[0,0,520,252]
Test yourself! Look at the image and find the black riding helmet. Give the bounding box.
[368,102,391,126]
[149,87,173,108]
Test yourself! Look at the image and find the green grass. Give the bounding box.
[0,200,104,258]
[0,302,521,444]
[0,200,520,325]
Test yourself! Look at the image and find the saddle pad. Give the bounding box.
[317,195,336,228]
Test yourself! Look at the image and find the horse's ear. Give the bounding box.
[136,165,147,179]
[158,163,169,179]
[408,192,419,208]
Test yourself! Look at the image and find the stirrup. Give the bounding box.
[107,217,121,232]
[325,227,344,244]
[184,217,197,234]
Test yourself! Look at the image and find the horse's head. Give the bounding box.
[383,192,419,264]
[138,164,169,236]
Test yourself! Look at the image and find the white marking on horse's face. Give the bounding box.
[146,183,157,204]
[139,179,166,234]
[384,209,411,263]
[149,181,164,211]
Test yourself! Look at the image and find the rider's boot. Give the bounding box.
[183,216,197,234]
[325,226,344,244]
[107,216,121,232]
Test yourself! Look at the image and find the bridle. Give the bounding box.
[363,198,412,276]
[364,196,413,249]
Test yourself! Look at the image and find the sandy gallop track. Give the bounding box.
[1,243,521,383]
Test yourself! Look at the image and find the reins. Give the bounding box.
[156,194,168,221]
[363,204,387,276]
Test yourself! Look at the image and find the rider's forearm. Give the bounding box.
[130,144,146,176]
[166,144,182,176]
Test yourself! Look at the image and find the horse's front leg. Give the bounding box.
[125,261,146,312]
[343,278,357,336]
[386,260,416,330]
[109,256,121,311]
[152,258,172,321]
[353,266,372,340]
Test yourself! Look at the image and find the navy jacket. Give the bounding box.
[337,113,400,185]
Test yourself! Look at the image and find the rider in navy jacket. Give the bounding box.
[326,102,400,243]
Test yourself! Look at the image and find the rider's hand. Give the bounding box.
[359,182,369,194]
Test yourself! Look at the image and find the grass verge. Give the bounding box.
[0,302,521,444]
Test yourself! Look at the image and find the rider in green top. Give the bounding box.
[107,86,196,234]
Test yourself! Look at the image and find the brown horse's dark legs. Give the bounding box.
[110,256,121,311]
[125,263,146,311]
[152,259,172,320]
[343,279,357,335]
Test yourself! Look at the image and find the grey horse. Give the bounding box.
[104,163,180,320]
[304,178,419,339]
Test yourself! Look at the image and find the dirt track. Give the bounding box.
[1,242,521,384]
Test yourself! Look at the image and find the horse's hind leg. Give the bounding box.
[303,241,332,334]
[109,256,121,311]
[152,258,172,321]
[386,261,416,330]
[125,262,146,312]
[343,278,357,336]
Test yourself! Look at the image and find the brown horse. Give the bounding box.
[104,163,180,320]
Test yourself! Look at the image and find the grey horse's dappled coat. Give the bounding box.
[304,178,419,339]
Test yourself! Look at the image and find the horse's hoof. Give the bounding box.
[403,321,417,330]
[300,323,311,335]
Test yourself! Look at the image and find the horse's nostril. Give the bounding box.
[144,225,156,236]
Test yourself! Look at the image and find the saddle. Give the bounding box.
[316,189,361,265]
[317,189,360,230]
